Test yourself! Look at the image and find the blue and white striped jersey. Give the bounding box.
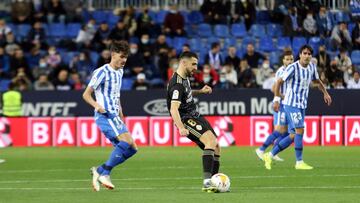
[281,61,319,109]
[88,64,123,115]
[275,65,287,99]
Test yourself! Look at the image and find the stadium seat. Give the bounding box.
[333,11,351,23]
[223,37,237,50]
[249,24,266,38]
[189,38,202,51]
[108,12,120,27]
[156,10,168,24]
[256,11,271,24]
[269,51,280,66]
[180,11,189,24]
[207,37,220,45]
[259,37,276,52]
[173,37,188,52]
[187,11,203,24]
[214,24,230,38]
[0,79,11,91]
[349,23,356,33]
[277,37,291,50]
[48,23,67,38]
[90,51,99,66]
[266,24,283,38]
[165,37,173,48]
[121,78,134,90]
[66,23,81,38]
[241,36,256,47]
[351,50,360,65]
[197,23,212,38]
[231,23,247,38]
[149,78,165,88]
[91,10,109,23]
[308,37,323,55]
[292,37,307,54]
[16,24,31,40]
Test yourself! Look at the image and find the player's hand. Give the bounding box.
[95,105,106,113]
[201,85,212,94]
[273,102,280,112]
[324,93,332,106]
[179,128,189,137]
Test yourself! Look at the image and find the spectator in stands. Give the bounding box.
[335,48,353,84]
[182,44,191,52]
[69,72,85,90]
[33,74,55,90]
[53,69,72,90]
[225,0,241,24]
[225,46,240,72]
[126,43,146,77]
[71,51,93,80]
[63,0,83,22]
[0,46,10,79]
[239,0,256,30]
[316,45,330,72]
[255,59,273,87]
[86,19,97,40]
[319,71,331,89]
[238,59,256,88]
[221,63,238,87]
[303,11,317,37]
[334,78,345,89]
[316,6,332,38]
[347,71,360,89]
[109,19,129,42]
[167,58,179,81]
[11,0,34,24]
[96,49,111,67]
[351,19,360,50]
[163,4,186,37]
[200,0,226,25]
[330,22,352,51]
[326,59,343,87]
[92,21,111,51]
[120,6,137,37]
[195,64,219,87]
[46,0,66,24]
[10,49,31,79]
[27,21,47,50]
[27,44,42,69]
[136,6,156,37]
[243,43,266,69]
[3,32,20,56]
[32,57,51,79]
[12,69,32,91]
[75,24,93,49]
[0,19,12,44]
[262,71,275,89]
[139,34,154,65]
[153,34,169,55]
[283,7,302,37]
[132,73,150,90]
[45,46,62,69]
[204,42,223,71]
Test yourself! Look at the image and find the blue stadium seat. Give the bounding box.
[189,38,202,51]
[188,11,203,24]
[333,11,351,23]
[108,12,120,27]
[351,50,360,65]
[256,11,271,24]
[7,23,16,36]
[223,37,237,50]
[0,79,11,91]
[66,23,81,38]
[259,37,276,52]
[277,37,291,50]
[149,78,165,88]
[231,23,247,38]
[180,11,189,24]
[242,36,256,47]
[48,23,67,38]
[214,24,230,38]
[292,37,307,54]
[91,10,109,23]
[308,37,323,55]
[207,37,219,45]
[249,24,266,38]
[349,23,356,33]
[16,24,31,40]
[269,51,280,66]
[156,10,168,24]
[121,78,134,90]
[173,37,188,52]
[197,23,212,38]
[266,24,283,38]
[165,37,173,48]
[90,51,99,66]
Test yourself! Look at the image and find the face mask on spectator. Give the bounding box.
[170,9,176,14]
[141,38,149,44]
[49,50,56,55]
[130,48,138,54]
[172,63,179,70]
[220,75,226,83]
[263,63,270,69]
[204,75,211,83]
[39,62,47,68]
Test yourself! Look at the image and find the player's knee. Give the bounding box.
[289,134,295,139]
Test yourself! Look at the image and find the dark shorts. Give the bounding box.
[182,116,217,150]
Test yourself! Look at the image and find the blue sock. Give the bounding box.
[271,135,293,156]
[273,132,289,146]
[294,134,303,161]
[100,141,137,175]
[260,131,281,151]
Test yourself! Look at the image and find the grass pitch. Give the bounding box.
[0,146,359,203]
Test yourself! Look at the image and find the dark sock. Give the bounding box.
[202,149,215,179]
[212,155,220,175]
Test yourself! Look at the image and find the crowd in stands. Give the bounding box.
[0,0,360,92]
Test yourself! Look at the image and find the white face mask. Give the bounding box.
[220,76,226,82]
[49,50,56,55]
[141,38,149,44]
[130,48,138,54]
[263,63,270,69]
[204,75,211,83]
[172,63,178,70]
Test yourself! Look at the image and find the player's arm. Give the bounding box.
[192,85,212,96]
[313,79,332,106]
[118,100,124,121]
[272,78,284,112]
[82,86,106,113]
[170,101,189,136]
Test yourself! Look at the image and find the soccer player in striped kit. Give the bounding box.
[264,45,332,170]
[83,41,137,191]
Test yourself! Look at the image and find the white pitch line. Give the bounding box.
[0,174,360,184]
[0,186,360,191]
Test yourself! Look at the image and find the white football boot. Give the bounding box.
[90,167,100,192]
[98,175,115,190]
[255,148,264,161]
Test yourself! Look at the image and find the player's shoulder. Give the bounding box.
[169,73,185,86]
[92,64,108,75]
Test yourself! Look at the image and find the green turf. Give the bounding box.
[0,146,359,203]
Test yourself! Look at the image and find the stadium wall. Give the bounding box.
[0,115,359,147]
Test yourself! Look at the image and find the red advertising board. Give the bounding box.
[53,118,76,146]
[303,116,320,146]
[77,117,101,146]
[345,116,360,146]
[149,117,173,146]
[126,117,149,146]
[28,117,52,147]
[321,116,343,146]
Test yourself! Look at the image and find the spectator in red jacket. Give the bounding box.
[163,4,186,37]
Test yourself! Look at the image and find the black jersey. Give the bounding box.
[166,72,199,118]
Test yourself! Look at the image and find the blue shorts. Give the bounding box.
[273,104,288,126]
[95,112,129,145]
[283,105,305,131]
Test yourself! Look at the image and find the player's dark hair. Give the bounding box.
[110,41,130,55]
[299,44,313,55]
[281,48,293,61]
[179,51,198,60]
